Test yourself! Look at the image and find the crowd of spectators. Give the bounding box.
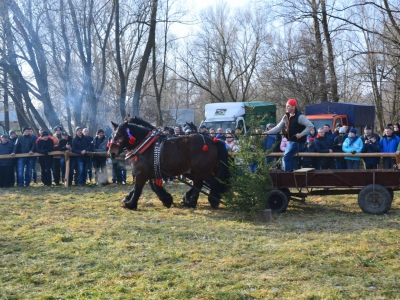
[1,120,400,187]
[0,125,130,187]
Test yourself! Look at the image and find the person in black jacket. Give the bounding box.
[36,131,54,186]
[70,127,93,186]
[58,131,72,183]
[314,127,336,170]
[332,127,347,169]
[92,129,108,185]
[0,134,15,187]
[11,127,36,187]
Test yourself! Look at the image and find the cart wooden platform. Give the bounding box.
[268,168,399,214]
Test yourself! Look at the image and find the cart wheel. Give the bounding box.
[358,184,392,215]
[280,188,291,201]
[267,189,289,213]
[387,188,394,200]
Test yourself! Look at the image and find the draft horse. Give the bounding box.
[108,120,230,210]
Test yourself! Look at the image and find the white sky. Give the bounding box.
[171,0,252,38]
[190,0,248,10]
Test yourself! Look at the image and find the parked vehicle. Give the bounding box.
[201,101,276,133]
[305,102,375,133]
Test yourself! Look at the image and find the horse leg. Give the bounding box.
[186,178,203,208]
[182,187,193,207]
[206,176,222,209]
[122,186,135,203]
[149,180,174,208]
[122,177,146,210]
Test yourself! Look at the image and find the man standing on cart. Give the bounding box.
[265,99,314,172]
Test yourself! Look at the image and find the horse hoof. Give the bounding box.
[163,197,173,208]
[121,202,137,210]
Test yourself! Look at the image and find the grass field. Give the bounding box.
[1,181,399,299]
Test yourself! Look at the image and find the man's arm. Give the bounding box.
[297,115,314,138]
[266,116,286,135]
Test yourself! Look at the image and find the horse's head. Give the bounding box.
[108,121,129,159]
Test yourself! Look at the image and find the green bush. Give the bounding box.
[223,122,278,212]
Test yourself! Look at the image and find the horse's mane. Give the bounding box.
[125,115,156,130]
[185,121,197,132]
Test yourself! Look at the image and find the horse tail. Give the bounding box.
[215,140,231,188]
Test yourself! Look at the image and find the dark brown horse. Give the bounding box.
[108,120,230,210]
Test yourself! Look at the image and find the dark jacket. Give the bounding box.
[37,138,55,155]
[333,135,347,163]
[93,136,107,152]
[72,135,93,154]
[37,138,54,164]
[362,140,380,165]
[13,134,36,154]
[92,136,107,162]
[314,135,333,153]
[285,109,307,143]
[0,141,14,166]
[58,137,73,151]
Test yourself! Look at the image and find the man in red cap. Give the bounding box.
[265,98,313,171]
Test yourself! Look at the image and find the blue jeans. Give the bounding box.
[346,159,360,169]
[283,141,304,172]
[70,157,89,186]
[60,156,67,181]
[17,157,35,187]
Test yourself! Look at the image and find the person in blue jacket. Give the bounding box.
[379,126,400,169]
[342,128,363,169]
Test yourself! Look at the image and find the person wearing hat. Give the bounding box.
[92,129,108,186]
[342,128,363,169]
[36,131,54,186]
[199,124,208,134]
[11,126,36,187]
[264,123,281,165]
[82,128,94,183]
[301,137,316,168]
[174,127,181,135]
[70,126,93,186]
[333,123,342,137]
[265,98,314,172]
[379,126,400,169]
[0,134,15,187]
[333,127,348,169]
[360,125,381,169]
[53,126,63,140]
[58,131,72,184]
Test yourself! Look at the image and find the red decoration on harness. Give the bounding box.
[203,144,209,152]
[107,141,110,148]
[213,137,218,143]
[155,178,163,187]
[129,136,136,145]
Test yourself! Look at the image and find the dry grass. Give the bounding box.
[1,181,399,299]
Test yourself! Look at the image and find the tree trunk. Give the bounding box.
[311,0,327,103]
[132,0,158,117]
[321,0,339,102]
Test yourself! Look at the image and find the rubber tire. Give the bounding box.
[267,189,289,213]
[280,188,291,201]
[358,184,392,215]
